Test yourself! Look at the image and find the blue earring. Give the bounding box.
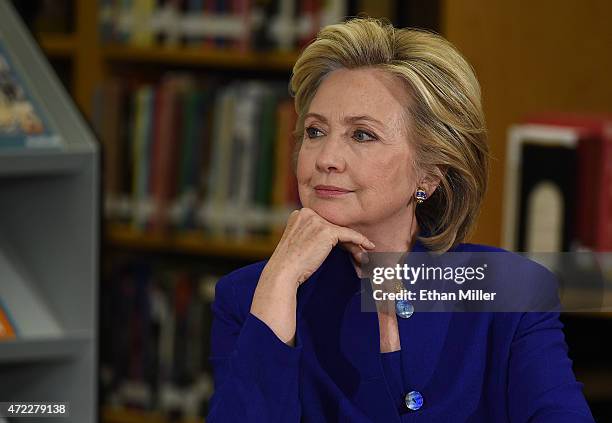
[415,187,427,204]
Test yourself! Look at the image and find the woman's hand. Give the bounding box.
[250,207,375,345]
[270,207,376,287]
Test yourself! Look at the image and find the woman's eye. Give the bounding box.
[305,126,377,142]
[305,126,324,139]
[353,129,377,142]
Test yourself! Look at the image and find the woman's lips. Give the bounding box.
[314,185,352,198]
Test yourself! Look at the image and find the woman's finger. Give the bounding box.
[340,241,370,265]
[328,224,376,250]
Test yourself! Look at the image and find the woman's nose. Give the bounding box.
[315,136,347,173]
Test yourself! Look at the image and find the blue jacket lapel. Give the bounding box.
[297,238,453,421]
[298,246,399,421]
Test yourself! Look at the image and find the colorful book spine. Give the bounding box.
[100,261,220,414]
[97,75,300,235]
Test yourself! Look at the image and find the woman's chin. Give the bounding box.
[308,203,353,227]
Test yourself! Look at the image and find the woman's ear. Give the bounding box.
[420,165,446,198]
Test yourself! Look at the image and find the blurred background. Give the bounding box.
[3,0,612,421]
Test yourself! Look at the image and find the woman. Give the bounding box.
[206,17,594,422]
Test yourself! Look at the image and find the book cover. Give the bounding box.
[0,297,17,340]
[523,113,612,252]
[92,79,124,217]
[233,82,267,236]
[131,0,156,47]
[504,123,579,252]
[205,85,237,236]
[174,89,203,229]
[150,75,192,232]
[271,98,292,211]
[0,40,62,150]
[132,85,156,230]
[518,142,576,252]
[254,87,278,208]
[296,0,321,51]
[235,0,253,53]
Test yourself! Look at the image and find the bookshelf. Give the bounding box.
[39,36,301,70]
[0,2,99,423]
[27,1,612,422]
[102,45,300,70]
[103,407,204,423]
[0,335,91,362]
[105,223,279,260]
[38,33,77,58]
[33,2,342,422]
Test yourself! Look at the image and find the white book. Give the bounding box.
[503,124,579,252]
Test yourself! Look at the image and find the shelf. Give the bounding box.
[0,334,91,363]
[103,407,204,423]
[105,223,279,260]
[0,149,94,177]
[37,33,77,58]
[575,368,612,401]
[559,288,612,318]
[36,36,302,70]
[101,44,300,71]
[0,4,98,420]
[562,311,612,319]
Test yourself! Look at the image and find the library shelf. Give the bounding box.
[0,4,98,421]
[0,150,94,176]
[563,311,612,319]
[574,368,612,401]
[101,44,300,71]
[105,223,279,260]
[0,334,91,363]
[103,407,204,423]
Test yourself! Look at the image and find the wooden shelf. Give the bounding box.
[105,223,279,260]
[101,44,300,71]
[37,33,77,58]
[575,368,612,401]
[562,311,612,319]
[37,37,302,70]
[102,407,204,423]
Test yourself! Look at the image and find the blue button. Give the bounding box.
[395,300,414,319]
[405,390,423,411]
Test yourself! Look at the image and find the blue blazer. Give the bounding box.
[206,240,595,422]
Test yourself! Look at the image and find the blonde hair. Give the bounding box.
[288,16,490,253]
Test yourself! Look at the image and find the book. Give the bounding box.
[0,297,17,340]
[0,39,62,150]
[132,85,156,230]
[204,84,237,236]
[100,259,221,415]
[503,123,580,252]
[131,0,157,46]
[92,79,125,216]
[98,74,300,236]
[272,97,299,208]
[522,113,612,252]
[149,75,193,231]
